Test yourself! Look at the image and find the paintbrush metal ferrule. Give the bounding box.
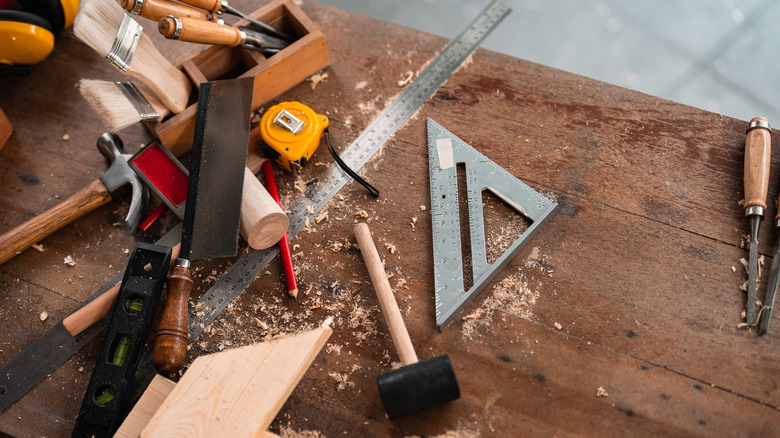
[115,82,160,122]
[107,13,143,72]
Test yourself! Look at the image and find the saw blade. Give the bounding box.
[427,119,558,329]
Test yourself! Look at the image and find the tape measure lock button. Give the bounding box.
[260,102,328,172]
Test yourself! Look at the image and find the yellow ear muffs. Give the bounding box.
[0,10,55,73]
[18,0,80,31]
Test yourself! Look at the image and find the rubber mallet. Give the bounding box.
[354,223,460,419]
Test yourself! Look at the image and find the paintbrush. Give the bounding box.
[73,0,192,113]
[79,79,170,132]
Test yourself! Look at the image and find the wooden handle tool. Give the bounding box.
[121,0,213,22]
[744,116,771,325]
[0,179,112,265]
[159,15,243,46]
[153,260,193,373]
[176,0,222,13]
[354,222,418,365]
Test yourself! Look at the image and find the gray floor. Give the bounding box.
[316,0,780,125]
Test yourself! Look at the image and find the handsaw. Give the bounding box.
[427,119,558,329]
[154,77,253,374]
[0,1,511,411]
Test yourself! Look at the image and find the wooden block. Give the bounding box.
[141,320,333,437]
[148,0,330,157]
[114,375,177,438]
[0,106,12,152]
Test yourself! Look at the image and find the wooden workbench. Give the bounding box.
[1,1,779,437]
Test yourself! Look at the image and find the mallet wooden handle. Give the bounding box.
[159,15,242,47]
[154,263,193,373]
[0,178,112,266]
[121,0,213,22]
[63,243,181,336]
[745,116,771,213]
[354,223,419,366]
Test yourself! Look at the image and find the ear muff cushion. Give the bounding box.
[18,0,64,32]
[0,10,55,66]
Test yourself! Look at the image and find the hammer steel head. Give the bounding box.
[96,132,147,233]
[377,355,460,419]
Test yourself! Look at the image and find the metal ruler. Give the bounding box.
[427,119,558,329]
[0,1,510,411]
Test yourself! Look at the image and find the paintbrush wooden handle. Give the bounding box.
[159,15,242,47]
[122,0,213,22]
[0,178,112,266]
[154,263,193,373]
[63,243,181,336]
[354,223,419,366]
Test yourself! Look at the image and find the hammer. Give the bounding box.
[354,223,460,419]
[0,133,146,265]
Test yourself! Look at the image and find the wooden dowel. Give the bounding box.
[353,223,418,366]
[240,167,289,250]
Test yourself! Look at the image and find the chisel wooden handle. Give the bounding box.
[159,15,242,47]
[154,263,193,373]
[177,0,222,13]
[354,223,419,366]
[121,0,212,22]
[0,178,111,266]
[63,243,181,336]
[744,117,771,214]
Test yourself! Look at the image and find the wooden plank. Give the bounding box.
[114,375,177,438]
[141,321,332,437]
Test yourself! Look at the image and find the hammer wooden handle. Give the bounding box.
[154,264,193,373]
[159,16,243,47]
[0,178,111,266]
[121,0,213,21]
[745,116,771,212]
[354,223,419,366]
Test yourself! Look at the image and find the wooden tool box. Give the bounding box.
[148,0,329,157]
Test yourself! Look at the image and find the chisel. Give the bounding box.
[759,130,777,335]
[158,15,288,52]
[176,0,292,40]
[153,78,253,374]
[743,117,771,325]
[121,0,215,22]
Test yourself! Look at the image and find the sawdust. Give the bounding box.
[596,386,609,397]
[278,424,326,438]
[308,72,329,90]
[461,272,539,341]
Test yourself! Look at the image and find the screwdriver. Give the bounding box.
[743,116,771,326]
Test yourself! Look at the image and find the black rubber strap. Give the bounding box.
[325,128,379,198]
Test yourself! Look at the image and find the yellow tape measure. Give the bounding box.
[260,102,328,172]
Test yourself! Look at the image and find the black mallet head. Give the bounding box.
[377,355,460,419]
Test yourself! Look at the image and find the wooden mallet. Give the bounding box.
[354,223,460,419]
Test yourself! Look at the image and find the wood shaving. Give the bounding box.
[553,322,563,330]
[315,212,328,223]
[39,311,48,321]
[596,386,609,397]
[355,210,368,218]
[328,371,355,390]
[308,72,328,90]
[63,256,75,266]
[462,273,538,341]
[385,243,396,254]
[397,71,414,86]
[31,243,44,252]
[355,80,367,90]
[411,217,417,229]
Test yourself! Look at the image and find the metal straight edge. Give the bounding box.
[0,224,182,413]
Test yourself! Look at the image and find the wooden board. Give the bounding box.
[0,1,779,437]
[142,322,331,437]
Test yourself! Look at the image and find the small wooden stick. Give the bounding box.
[63,243,181,336]
[354,223,418,366]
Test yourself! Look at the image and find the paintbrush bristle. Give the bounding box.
[73,0,126,58]
[79,79,169,132]
[73,0,192,113]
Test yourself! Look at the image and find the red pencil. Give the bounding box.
[261,160,298,298]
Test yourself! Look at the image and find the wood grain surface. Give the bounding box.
[1,1,779,437]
